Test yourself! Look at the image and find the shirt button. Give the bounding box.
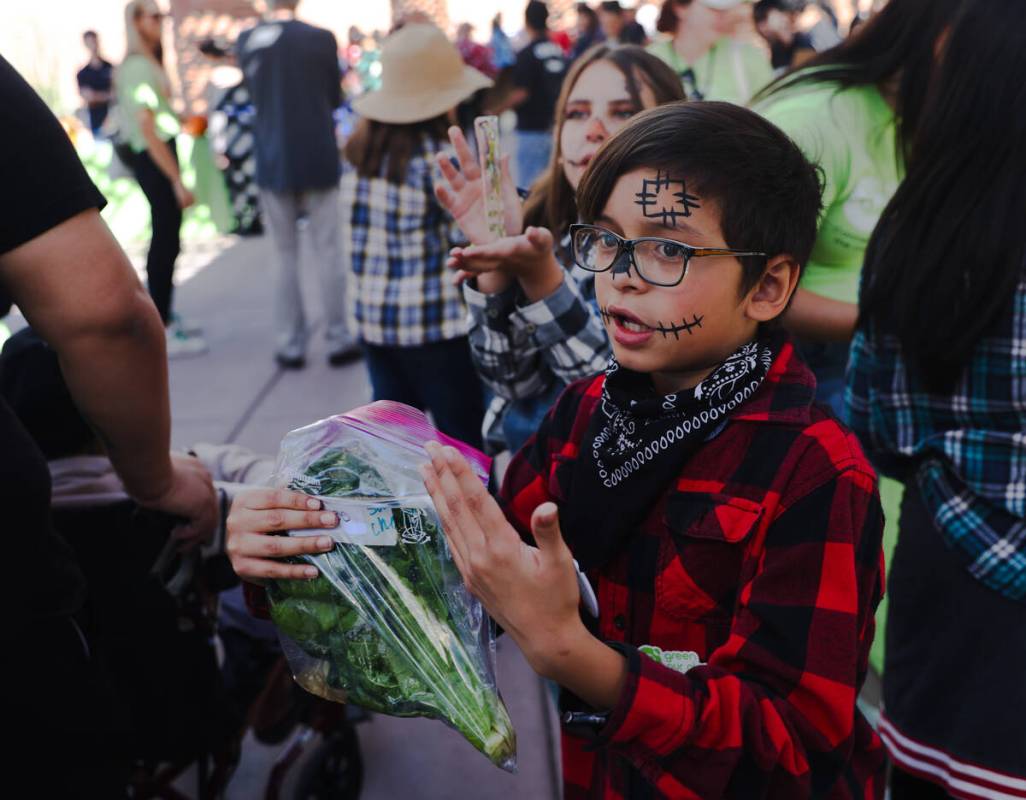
[525,323,537,334]
[613,614,626,631]
[487,308,499,319]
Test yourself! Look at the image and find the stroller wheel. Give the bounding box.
[288,724,363,800]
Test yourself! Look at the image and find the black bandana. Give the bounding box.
[562,336,776,571]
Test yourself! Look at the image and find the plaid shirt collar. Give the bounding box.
[731,334,816,427]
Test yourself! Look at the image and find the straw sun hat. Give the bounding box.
[352,24,493,125]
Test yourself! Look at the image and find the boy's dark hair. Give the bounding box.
[576,101,822,295]
[525,1,549,31]
[343,114,451,184]
[83,30,98,41]
[599,1,625,14]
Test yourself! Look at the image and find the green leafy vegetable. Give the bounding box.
[268,447,516,769]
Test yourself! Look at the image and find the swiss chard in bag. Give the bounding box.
[268,402,516,770]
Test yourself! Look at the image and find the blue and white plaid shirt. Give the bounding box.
[464,259,611,451]
[846,276,1026,601]
[340,137,466,347]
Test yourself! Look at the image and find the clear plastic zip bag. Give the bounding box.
[267,402,516,771]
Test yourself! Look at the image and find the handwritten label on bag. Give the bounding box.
[290,499,399,546]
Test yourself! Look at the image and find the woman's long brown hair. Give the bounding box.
[521,44,685,244]
[344,114,451,183]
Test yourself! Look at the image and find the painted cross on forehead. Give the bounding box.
[634,171,701,227]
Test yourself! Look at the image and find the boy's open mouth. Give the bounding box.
[602,305,652,333]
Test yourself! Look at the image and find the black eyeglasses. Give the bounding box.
[569,223,766,288]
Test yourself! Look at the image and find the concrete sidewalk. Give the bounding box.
[167,235,561,800]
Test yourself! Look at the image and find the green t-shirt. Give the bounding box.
[757,82,901,304]
[116,54,180,153]
[647,37,773,106]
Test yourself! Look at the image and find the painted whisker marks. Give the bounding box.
[655,315,704,339]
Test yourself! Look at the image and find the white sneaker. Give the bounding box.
[170,312,203,336]
[166,328,208,359]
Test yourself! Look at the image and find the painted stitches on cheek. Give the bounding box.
[634,171,701,226]
[654,315,704,339]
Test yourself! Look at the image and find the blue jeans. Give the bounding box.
[515,129,552,189]
[362,337,486,451]
[501,382,565,455]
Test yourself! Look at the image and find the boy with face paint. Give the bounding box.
[225,102,887,798]
[423,102,887,798]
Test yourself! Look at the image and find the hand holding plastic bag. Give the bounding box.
[267,402,516,770]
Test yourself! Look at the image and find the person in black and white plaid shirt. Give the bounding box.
[342,24,493,449]
[435,45,685,452]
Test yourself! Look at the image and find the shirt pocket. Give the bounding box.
[546,452,575,504]
[655,493,763,623]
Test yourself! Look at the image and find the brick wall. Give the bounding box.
[169,0,259,114]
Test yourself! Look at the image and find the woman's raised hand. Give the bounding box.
[434,125,523,246]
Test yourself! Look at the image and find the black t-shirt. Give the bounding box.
[0,55,106,625]
[76,59,114,131]
[618,21,647,45]
[512,36,567,132]
[76,59,113,98]
[238,20,342,192]
[770,31,815,70]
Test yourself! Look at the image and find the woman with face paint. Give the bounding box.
[434,44,684,453]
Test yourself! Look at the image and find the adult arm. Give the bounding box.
[759,92,857,341]
[0,209,215,539]
[783,288,859,341]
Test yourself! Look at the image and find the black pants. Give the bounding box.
[890,766,952,798]
[363,337,486,450]
[128,139,182,324]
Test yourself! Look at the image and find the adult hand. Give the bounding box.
[173,180,195,210]
[137,453,218,550]
[419,441,583,672]
[434,126,523,246]
[225,487,339,583]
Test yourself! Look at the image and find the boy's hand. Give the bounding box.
[447,227,564,301]
[434,126,523,246]
[419,442,584,671]
[226,488,338,583]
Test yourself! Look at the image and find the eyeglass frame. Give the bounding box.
[568,223,767,288]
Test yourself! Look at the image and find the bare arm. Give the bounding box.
[782,287,858,342]
[0,209,215,538]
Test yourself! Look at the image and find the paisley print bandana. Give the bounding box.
[563,336,776,571]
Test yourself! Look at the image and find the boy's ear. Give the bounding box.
[743,254,800,323]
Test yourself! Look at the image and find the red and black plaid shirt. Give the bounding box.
[498,338,887,799]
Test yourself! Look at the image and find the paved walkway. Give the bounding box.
[167,235,561,800]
